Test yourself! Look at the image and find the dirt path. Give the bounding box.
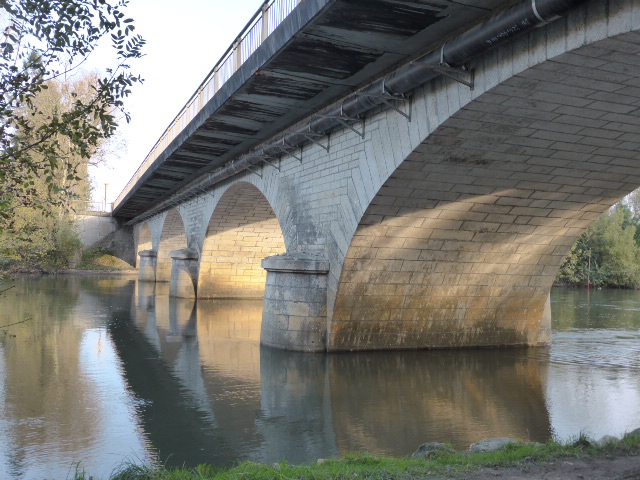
[456,454,640,479]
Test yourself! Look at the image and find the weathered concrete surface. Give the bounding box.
[86,224,136,266]
[74,213,119,248]
[157,209,188,282]
[131,0,640,351]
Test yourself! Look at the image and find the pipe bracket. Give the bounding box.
[271,143,300,163]
[245,163,263,178]
[357,85,411,121]
[290,131,329,152]
[414,62,475,90]
[315,113,364,139]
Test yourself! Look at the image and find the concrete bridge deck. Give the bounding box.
[114,0,640,351]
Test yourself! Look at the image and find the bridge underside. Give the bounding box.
[198,183,285,299]
[330,36,640,350]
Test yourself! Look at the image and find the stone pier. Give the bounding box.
[169,248,200,299]
[138,250,157,282]
[261,252,329,352]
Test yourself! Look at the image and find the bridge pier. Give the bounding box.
[261,253,329,352]
[169,248,200,299]
[138,250,157,282]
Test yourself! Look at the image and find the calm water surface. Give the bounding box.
[1,277,639,479]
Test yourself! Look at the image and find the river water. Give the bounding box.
[0,276,639,479]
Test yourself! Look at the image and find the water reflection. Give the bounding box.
[326,349,551,454]
[2,279,640,479]
[125,284,552,468]
[0,276,147,480]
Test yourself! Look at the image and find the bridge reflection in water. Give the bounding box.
[109,280,551,467]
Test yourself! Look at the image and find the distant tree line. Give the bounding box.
[556,194,640,289]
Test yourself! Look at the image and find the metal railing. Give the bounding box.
[78,200,114,214]
[115,0,302,208]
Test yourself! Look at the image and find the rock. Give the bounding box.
[469,437,517,453]
[412,442,456,459]
[624,428,640,439]
[316,458,327,465]
[597,435,619,445]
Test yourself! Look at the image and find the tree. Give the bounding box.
[556,205,640,288]
[0,72,108,270]
[0,0,144,223]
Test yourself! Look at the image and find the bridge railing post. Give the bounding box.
[214,67,220,93]
[233,37,242,72]
[261,3,270,42]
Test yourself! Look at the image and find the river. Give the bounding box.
[0,276,639,479]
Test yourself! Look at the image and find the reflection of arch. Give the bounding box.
[157,209,188,282]
[199,182,285,298]
[327,349,550,451]
[136,222,153,268]
[331,31,640,351]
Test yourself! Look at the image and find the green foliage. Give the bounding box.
[71,434,640,480]
[557,204,640,288]
[0,14,138,270]
[0,212,82,270]
[78,247,135,270]
[0,0,144,222]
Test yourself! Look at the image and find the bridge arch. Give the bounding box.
[329,29,640,350]
[157,208,189,282]
[198,181,286,299]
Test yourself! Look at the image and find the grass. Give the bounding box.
[72,433,640,480]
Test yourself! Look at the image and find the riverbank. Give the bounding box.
[0,255,136,277]
[74,433,640,480]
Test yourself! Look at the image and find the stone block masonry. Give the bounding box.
[261,252,329,351]
[170,248,199,299]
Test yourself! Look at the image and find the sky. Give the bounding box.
[87,0,265,205]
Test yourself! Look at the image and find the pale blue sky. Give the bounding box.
[89,0,265,204]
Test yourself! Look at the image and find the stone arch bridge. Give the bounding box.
[114,0,640,351]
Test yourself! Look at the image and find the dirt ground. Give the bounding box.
[455,453,640,479]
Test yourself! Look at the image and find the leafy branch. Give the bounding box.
[0,0,145,224]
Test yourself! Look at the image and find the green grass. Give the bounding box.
[72,434,640,480]
[77,252,135,271]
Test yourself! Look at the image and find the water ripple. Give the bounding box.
[551,329,640,369]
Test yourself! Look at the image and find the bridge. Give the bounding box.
[112,0,640,352]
